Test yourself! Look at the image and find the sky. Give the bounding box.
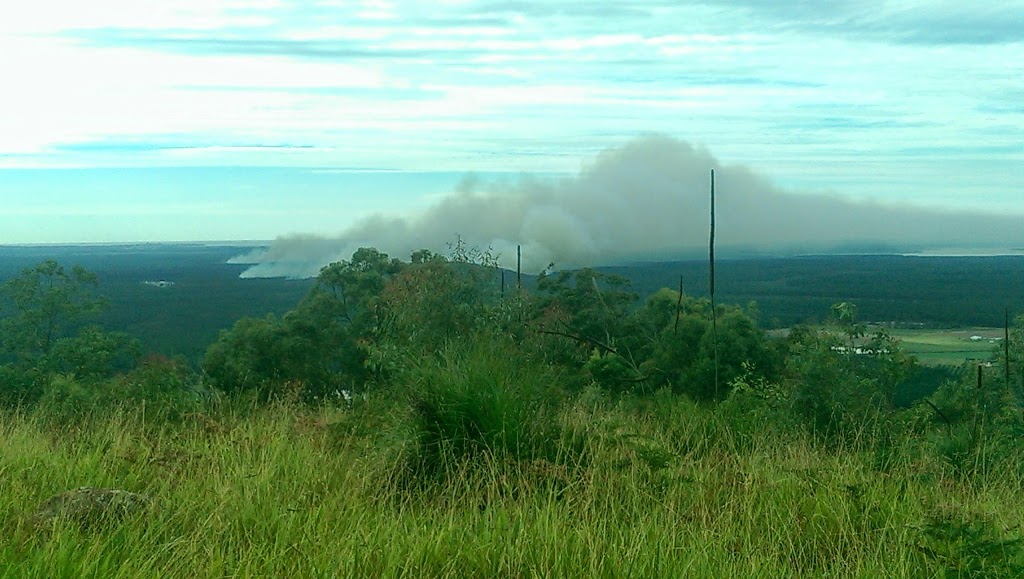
[0,0,1022,267]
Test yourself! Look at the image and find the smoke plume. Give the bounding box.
[233,135,1024,278]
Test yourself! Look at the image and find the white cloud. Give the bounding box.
[0,0,1019,217]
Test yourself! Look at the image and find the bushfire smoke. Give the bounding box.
[232,135,1024,278]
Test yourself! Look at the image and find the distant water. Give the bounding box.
[901,248,1024,257]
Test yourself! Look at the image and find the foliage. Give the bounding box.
[924,363,1024,477]
[781,325,889,442]
[36,374,98,422]
[0,364,46,407]
[638,289,780,400]
[51,326,141,379]
[0,260,108,361]
[720,362,794,444]
[11,247,1024,362]
[396,335,571,481]
[200,248,404,400]
[0,261,141,409]
[583,349,640,394]
[374,243,500,360]
[201,244,513,401]
[201,312,354,401]
[757,305,916,445]
[10,248,1024,575]
[533,268,639,364]
[831,301,865,347]
[36,356,210,423]
[114,355,214,421]
[312,247,404,325]
[917,511,1024,577]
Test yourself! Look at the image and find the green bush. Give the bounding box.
[113,355,213,422]
[35,356,210,424]
[638,290,781,401]
[397,334,571,480]
[782,326,893,445]
[924,365,1024,478]
[0,364,45,408]
[37,373,100,422]
[720,364,794,446]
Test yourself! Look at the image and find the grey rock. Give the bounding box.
[32,487,153,530]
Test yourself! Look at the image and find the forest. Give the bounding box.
[2,245,1024,577]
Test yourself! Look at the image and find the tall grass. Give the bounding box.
[2,388,1023,577]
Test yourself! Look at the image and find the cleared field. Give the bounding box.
[887,327,1001,366]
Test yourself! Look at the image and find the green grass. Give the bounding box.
[889,327,1000,367]
[2,396,1023,578]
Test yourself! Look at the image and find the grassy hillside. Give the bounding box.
[3,393,1022,578]
[3,245,1023,576]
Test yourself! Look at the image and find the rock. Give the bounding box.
[32,487,153,530]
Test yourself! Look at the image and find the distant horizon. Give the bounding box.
[7,238,1024,260]
[0,239,273,248]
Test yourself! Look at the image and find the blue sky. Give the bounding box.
[0,0,1021,247]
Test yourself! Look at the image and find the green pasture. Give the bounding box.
[887,327,1000,367]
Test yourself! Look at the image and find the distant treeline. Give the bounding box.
[601,255,1024,329]
[0,245,311,362]
[1,246,1022,362]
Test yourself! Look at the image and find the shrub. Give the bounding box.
[720,363,794,445]
[37,373,99,422]
[0,364,45,408]
[396,334,571,481]
[113,355,213,422]
[35,356,210,424]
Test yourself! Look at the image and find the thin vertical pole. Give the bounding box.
[710,169,719,398]
[674,274,684,335]
[517,245,522,291]
[976,362,985,463]
[1005,308,1011,389]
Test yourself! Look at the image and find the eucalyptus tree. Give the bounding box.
[0,260,108,361]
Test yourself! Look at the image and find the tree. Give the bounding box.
[638,290,778,400]
[532,268,641,368]
[52,325,141,379]
[375,244,502,357]
[312,247,404,325]
[831,301,865,351]
[202,248,407,400]
[0,260,141,407]
[0,260,108,362]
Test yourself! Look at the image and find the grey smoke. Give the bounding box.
[232,135,1024,278]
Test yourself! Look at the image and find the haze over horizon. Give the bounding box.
[233,135,1024,278]
[1,1,1021,261]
